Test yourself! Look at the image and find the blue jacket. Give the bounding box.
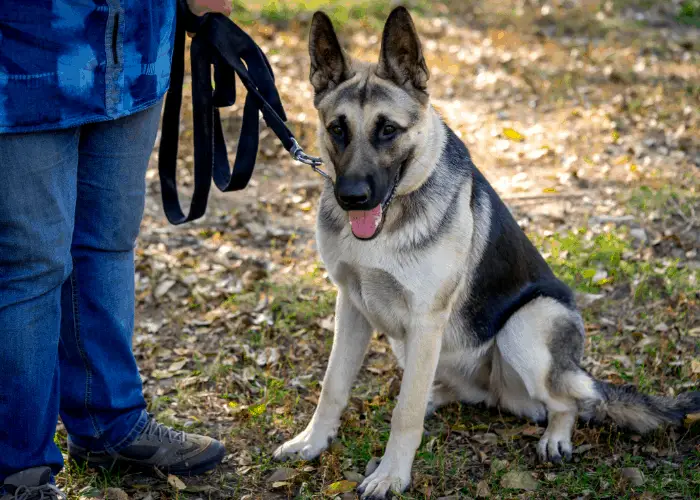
[0,1,176,134]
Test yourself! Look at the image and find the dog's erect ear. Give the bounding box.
[309,12,352,98]
[376,7,429,91]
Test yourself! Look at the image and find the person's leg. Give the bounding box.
[0,128,80,481]
[61,102,225,474]
[58,104,162,451]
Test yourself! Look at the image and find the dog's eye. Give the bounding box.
[329,125,344,137]
[380,124,397,139]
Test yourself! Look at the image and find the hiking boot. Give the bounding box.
[1,467,66,500]
[68,415,225,476]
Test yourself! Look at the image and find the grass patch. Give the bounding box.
[678,0,700,27]
[532,225,696,302]
[231,0,430,28]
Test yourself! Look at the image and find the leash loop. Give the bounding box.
[158,0,325,225]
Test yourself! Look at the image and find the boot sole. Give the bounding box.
[68,444,225,477]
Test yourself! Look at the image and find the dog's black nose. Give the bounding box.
[336,176,372,208]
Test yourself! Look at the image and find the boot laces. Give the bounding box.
[143,416,187,444]
[11,484,66,500]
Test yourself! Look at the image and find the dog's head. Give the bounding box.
[309,7,430,240]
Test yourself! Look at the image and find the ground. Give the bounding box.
[56,1,699,498]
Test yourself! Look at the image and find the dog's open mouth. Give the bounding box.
[347,165,403,240]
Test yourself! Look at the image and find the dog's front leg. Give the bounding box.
[358,315,445,499]
[273,289,372,461]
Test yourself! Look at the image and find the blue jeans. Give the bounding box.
[0,103,162,481]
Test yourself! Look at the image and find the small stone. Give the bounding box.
[500,470,539,491]
[365,457,381,476]
[620,467,645,487]
[574,444,594,454]
[266,467,298,483]
[343,470,365,483]
[630,228,647,243]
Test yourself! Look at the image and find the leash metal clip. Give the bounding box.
[289,138,332,182]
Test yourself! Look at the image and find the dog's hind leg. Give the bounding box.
[494,297,593,463]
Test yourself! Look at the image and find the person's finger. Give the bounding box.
[188,0,232,17]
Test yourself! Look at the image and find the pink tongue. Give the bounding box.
[349,205,382,239]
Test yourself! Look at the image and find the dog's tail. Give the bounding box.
[578,379,700,433]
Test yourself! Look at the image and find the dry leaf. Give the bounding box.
[503,127,524,141]
[324,480,357,496]
[168,359,188,371]
[150,369,173,380]
[691,358,700,375]
[500,471,538,491]
[271,481,291,489]
[167,474,186,491]
[476,479,491,497]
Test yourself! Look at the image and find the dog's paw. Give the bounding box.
[537,432,572,464]
[272,429,332,462]
[357,459,410,499]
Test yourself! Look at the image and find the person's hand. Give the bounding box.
[186,0,232,17]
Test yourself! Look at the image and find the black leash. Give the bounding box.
[158,0,327,225]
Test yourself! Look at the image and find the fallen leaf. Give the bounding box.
[150,369,173,380]
[476,479,491,497]
[684,413,700,427]
[154,280,176,298]
[325,480,357,496]
[691,358,700,375]
[490,458,509,473]
[168,359,188,371]
[500,471,539,491]
[167,475,186,491]
[184,485,215,493]
[503,127,525,141]
[266,467,298,483]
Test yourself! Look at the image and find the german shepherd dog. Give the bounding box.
[273,7,700,498]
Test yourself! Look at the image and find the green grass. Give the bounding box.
[531,223,696,301]
[678,0,700,27]
[231,0,430,28]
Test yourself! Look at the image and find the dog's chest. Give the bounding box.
[332,261,410,338]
